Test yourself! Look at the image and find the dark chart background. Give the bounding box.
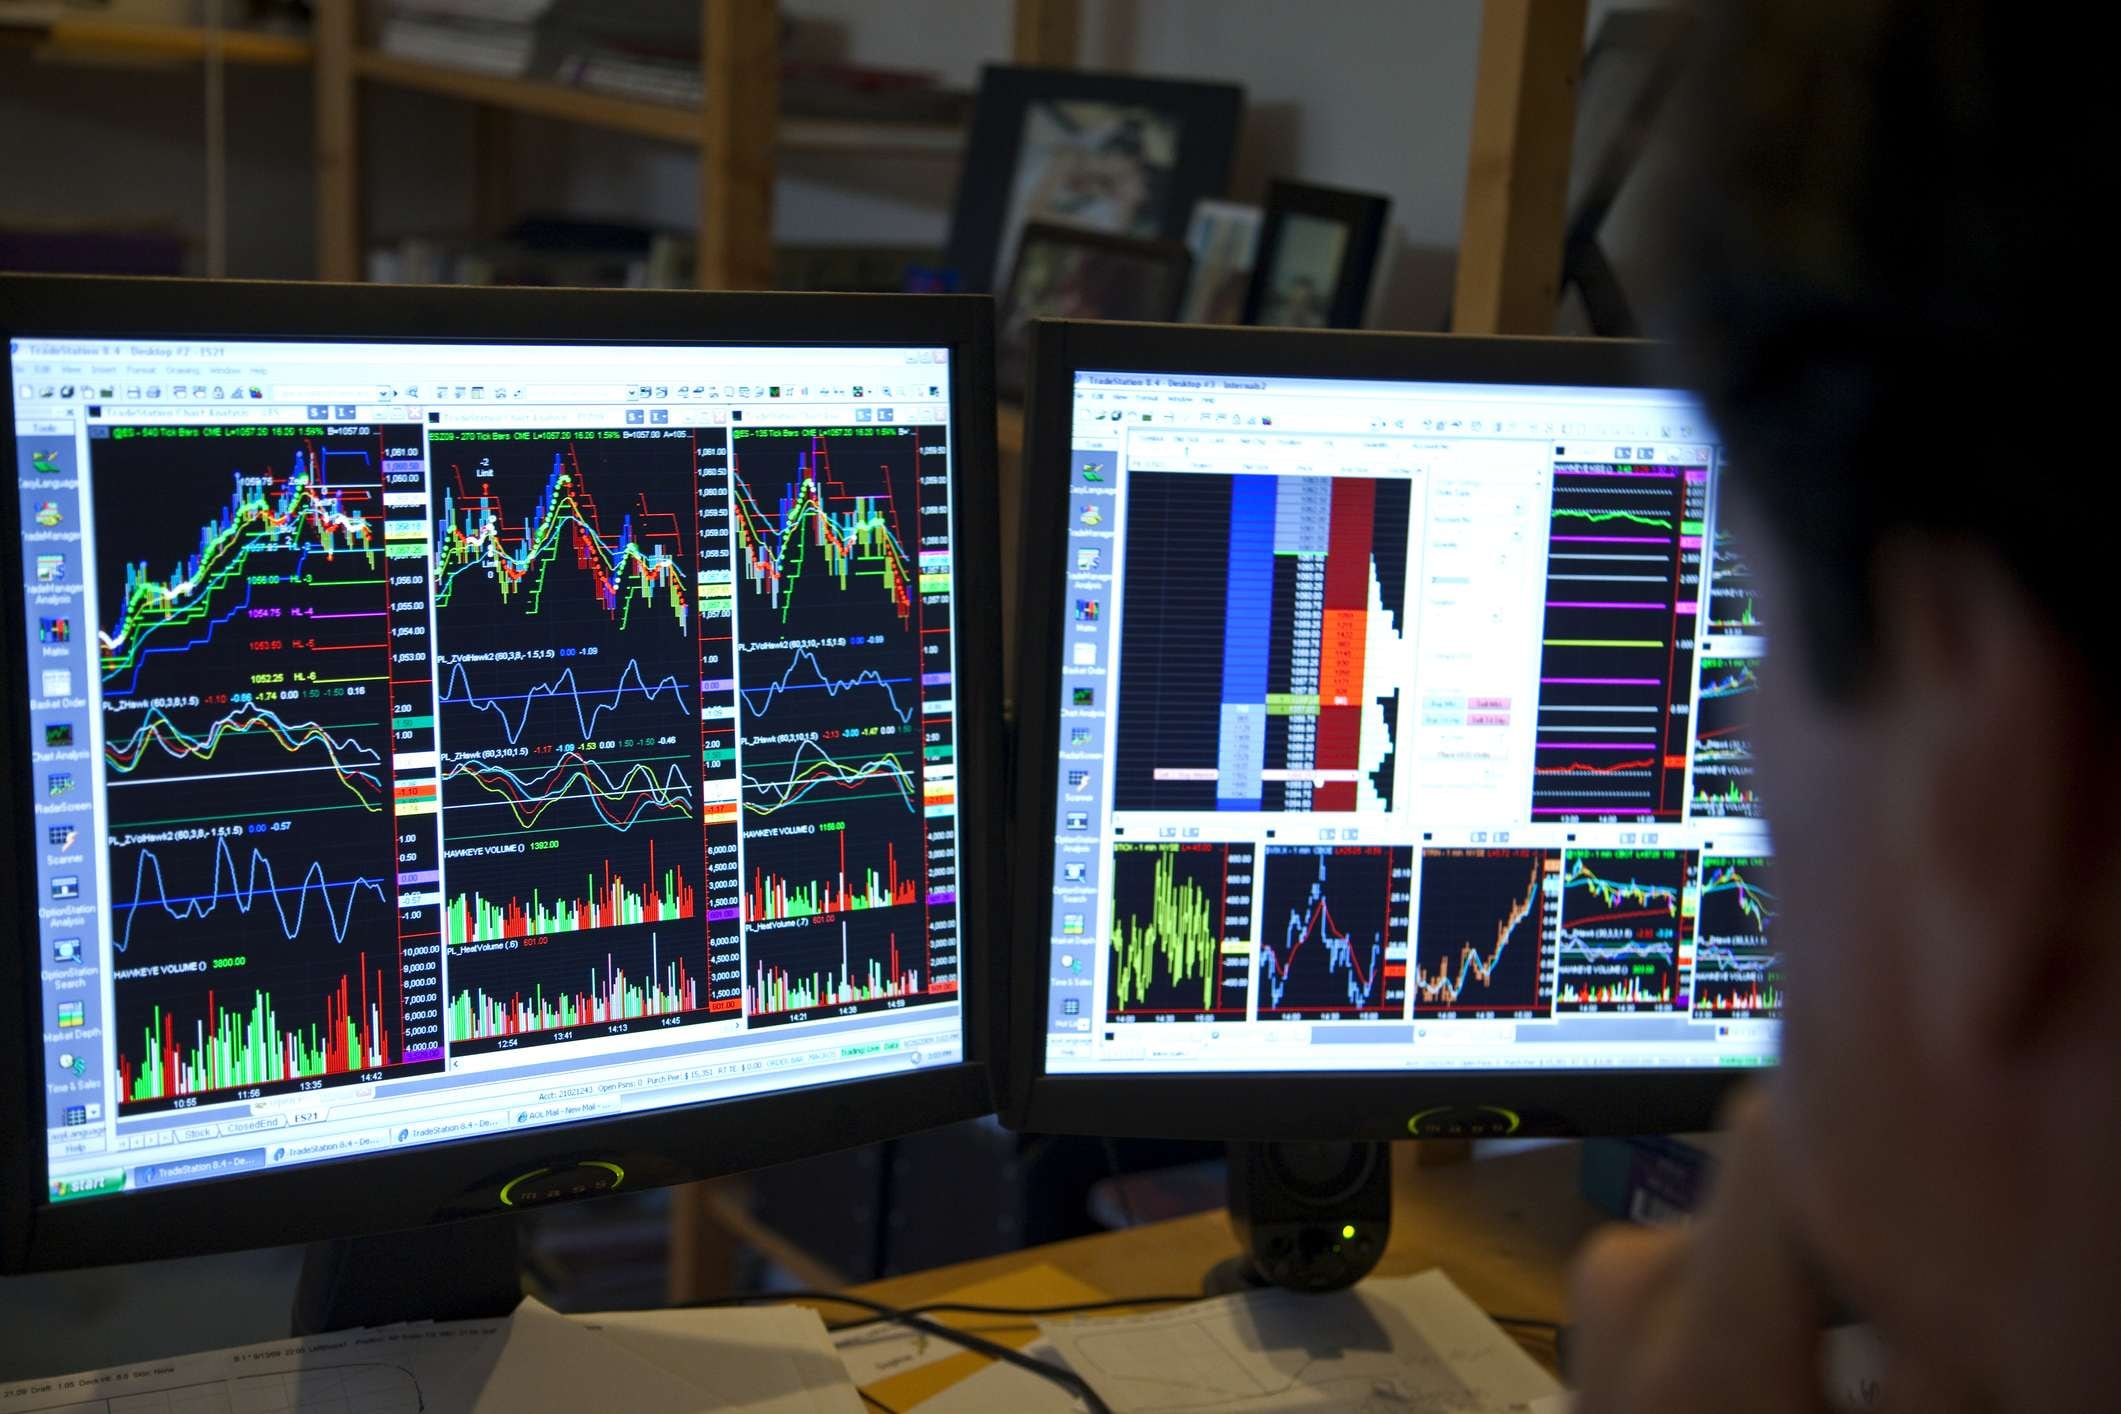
[1255,845,1411,1021]
[1706,522,1765,637]
[1529,462,1706,823]
[91,421,436,1112]
[1555,848,1696,1013]
[729,425,959,1027]
[1689,656,1761,820]
[1411,847,1559,1019]
[1111,471,1408,814]
[1693,855,1780,1017]
[431,428,724,1053]
[1104,840,1254,1021]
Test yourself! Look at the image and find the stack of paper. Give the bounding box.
[0,1297,863,1414]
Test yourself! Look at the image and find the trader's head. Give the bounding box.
[1670,0,2113,1378]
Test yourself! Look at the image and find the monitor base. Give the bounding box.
[292,1212,523,1334]
[1214,1140,1392,1293]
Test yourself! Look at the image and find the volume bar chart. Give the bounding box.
[1530,458,1707,822]
[448,934,702,1041]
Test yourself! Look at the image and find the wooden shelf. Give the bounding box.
[7,19,312,67]
[353,49,964,156]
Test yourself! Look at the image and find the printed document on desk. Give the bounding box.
[1037,1269,1562,1412]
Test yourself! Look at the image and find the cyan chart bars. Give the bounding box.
[729,425,960,1029]
[89,422,443,1113]
[1113,471,1409,814]
[1689,657,1762,819]
[1555,848,1697,1012]
[1256,845,1412,1021]
[431,427,739,1056]
[1693,856,1781,1017]
[1411,848,1560,1018]
[1105,840,1256,1019]
[1530,459,1708,822]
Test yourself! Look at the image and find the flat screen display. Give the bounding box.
[1038,367,1775,1076]
[9,335,967,1202]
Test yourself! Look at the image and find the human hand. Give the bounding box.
[1568,1091,1831,1414]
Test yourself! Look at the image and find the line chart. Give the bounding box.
[437,655,692,746]
[1107,841,1254,1018]
[441,751,695,832]
[1555,848,1696,1012]
[739,739,917,817]
[1411,848,1558,1017]
[738,644,914,724]
[103,701,386,809]
[1693,856,1781,1017]
[732,436,915,629]
[1256,846,1410,1020]
[112,835,389,952]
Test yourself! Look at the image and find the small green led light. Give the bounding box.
[1341,1223,1357,1240]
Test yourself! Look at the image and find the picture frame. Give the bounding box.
[944,65,1245,294]
[995,222,1192,397]
[1242,180,1392,329]
[1176,199,1263,325]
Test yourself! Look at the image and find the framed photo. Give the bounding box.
[945,65,1244,294]
[1176,199,1262,325]
[1243,180,1392,329]
[995,222,1191,396]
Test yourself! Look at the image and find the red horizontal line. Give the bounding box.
[310,642,388,652]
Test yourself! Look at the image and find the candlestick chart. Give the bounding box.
[1554,848,1696,1012]
[1693,856,1781,1017]
[87,422,434,1111]
[1256,845,1412,1020]
[729,426,960,1026]
[1106,840,1255,1019]
[1411,848,1559,1017]
[430,429,721,1052]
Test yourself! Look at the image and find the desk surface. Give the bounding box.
[837,1141,1603,1405]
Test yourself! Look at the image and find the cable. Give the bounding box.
[673,1291,1121,1414]
[822,1292,1202,1333]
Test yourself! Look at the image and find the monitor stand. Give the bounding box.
[1204,1140,1393,1294]
[292,1212,524,1334]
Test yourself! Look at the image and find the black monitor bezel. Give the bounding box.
[1001,318,1752,1141]
[0,275,1005,1272]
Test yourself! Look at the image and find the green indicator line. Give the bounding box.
[395,715,434,730]
[1552,508,1674,529]
[1542,638,1664,648]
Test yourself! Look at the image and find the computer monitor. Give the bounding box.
[0,277,1001,1273]
[1004,320,1773,1141]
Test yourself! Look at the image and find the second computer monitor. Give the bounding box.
[1006,321,1770,1139]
